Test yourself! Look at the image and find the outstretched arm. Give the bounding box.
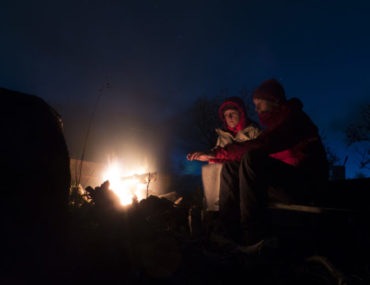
[186,151,216,162]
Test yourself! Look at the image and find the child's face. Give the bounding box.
[224,109,240,128]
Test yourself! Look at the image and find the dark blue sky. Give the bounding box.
[1,0,369,177]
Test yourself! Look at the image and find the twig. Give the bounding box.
[146,172,151,198]
[76,82,110,186]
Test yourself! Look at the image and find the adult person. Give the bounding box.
[210,79,329,244]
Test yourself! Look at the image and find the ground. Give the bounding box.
[62,182,370,285]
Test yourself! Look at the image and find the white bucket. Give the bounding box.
[201,163,223,211]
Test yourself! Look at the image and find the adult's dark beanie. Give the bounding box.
[253,78,286,104]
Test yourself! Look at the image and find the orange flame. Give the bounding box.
[102,161,147,205]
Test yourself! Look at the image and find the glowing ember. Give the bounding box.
[102,162,148,206]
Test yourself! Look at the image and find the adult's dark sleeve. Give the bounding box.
[214,110,319,161]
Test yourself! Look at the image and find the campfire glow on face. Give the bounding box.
[102,162,148,206]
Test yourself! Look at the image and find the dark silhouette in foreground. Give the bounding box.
[1,88,71,283]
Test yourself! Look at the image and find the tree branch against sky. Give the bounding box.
[345,104,370,170]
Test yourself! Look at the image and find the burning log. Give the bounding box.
[85,180,122,210]
[120,172,157,183]
[121,172,157,198]
[101,162,157,205]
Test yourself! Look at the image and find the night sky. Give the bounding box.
[1,0,369,178]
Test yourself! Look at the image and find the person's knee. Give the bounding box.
[221,161,238,175]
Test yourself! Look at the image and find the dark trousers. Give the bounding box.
[219,151,316,236]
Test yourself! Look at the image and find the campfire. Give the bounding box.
[101,161,156,206]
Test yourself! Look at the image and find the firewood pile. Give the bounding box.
[65,181,370,284]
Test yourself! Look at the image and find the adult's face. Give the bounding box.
[253,98,279,114]
[223,109,240,128]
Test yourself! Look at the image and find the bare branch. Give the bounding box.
[345,104,370,170]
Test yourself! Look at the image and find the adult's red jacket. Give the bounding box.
[214,98,328,179]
